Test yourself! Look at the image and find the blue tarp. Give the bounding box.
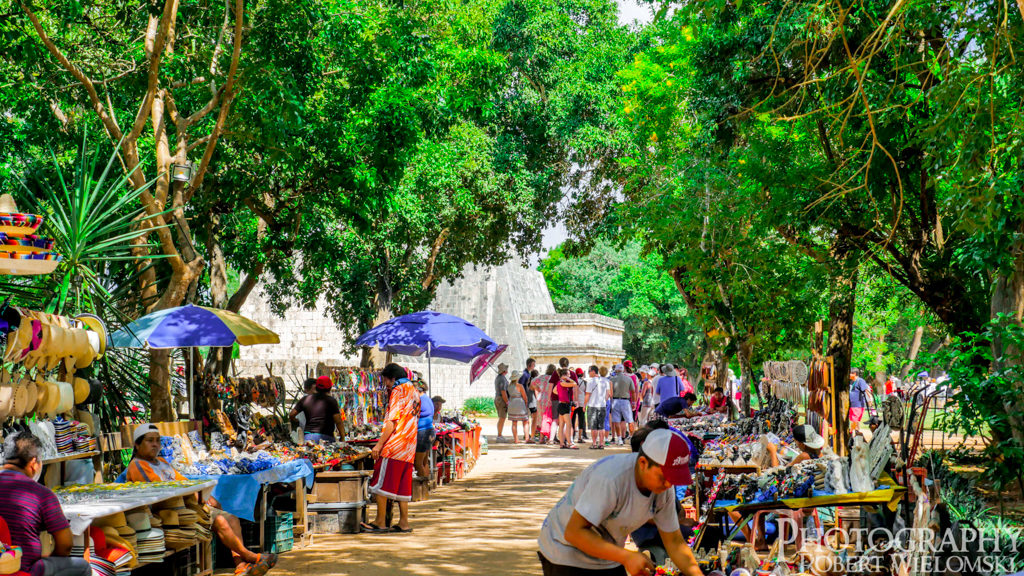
[185,459,315,521]
[117,459,315,522]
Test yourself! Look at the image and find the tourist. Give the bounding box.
[537,428,702,576]
[537,364,558,444]
[494,363,511,442]
[556,368,579,449]
[0,432,91,576]
[520,358,538,440]
[708,386,729,415]
[599,365,611,439]
[366,363,419,533]
[609,364,634,446]
[431,395,446,422]
[573,367,588,444]
[414,381,435,479]
[623,360,640,435]
[127,424,276,576]
[528,369,542,442]
[288,375,343,443]
[507,369,531,443]
[654,364,682,407]
[678,367,694,397]
[849,368,874,431]
[654,394,700,419]
[584,365,610,449]
[638,367,657,425]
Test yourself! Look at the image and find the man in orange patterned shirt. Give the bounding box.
[365,363,420,533]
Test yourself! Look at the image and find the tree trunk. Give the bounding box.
[737,338,754,415]
[149,348,173,421]
[900,324,926,380]
[366,273,394,369]
[826,233,860,456]
[990,230,1024,451]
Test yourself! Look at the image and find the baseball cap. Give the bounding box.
[623,360,633,368]
[613,363,624,373]
[792,424,825,450]
[133,423,160,444]
[641,428,692,485]
[315,375,333,391]
[575,367,584,376]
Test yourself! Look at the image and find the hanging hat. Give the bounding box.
[34,377,51,416]
[0,194,43,235]
[11,379,29,418]
[55,380,74,414]
[76,409,96,435]
[65,328,95,370]
[73,377,90,405]
[40,380,62,418]
[0,379,14,422]
[75,313,108,358]
[22,376,37,414]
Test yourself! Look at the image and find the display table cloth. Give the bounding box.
[184,459,315,521]
[56,480,217,535]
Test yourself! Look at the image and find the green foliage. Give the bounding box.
[463,396,498,416]
[539,238,704,367]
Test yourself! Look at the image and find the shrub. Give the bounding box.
[463,396,497,416]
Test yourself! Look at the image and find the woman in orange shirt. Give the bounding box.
[127,424,277,576]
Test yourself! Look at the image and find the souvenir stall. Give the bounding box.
[0,194,217,576]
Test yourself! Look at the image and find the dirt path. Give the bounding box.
[274,419,618,576]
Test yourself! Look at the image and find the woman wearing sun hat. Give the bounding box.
[126,423,277,576]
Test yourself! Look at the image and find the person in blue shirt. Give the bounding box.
[848,368,874,431]
[414,381,435,479]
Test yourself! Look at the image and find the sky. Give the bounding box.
[533,0,652,264]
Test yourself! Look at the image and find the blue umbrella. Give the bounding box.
[356,311,500,395]
[355,311,497,362]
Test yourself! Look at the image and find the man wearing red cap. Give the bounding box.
[288,375,343,443]
[538,429,702,576]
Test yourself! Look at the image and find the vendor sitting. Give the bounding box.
[126,424,277,576]
[0,431,91,576]
[766,424,824,467]
[708,387,729,415]
[654,393,699,419]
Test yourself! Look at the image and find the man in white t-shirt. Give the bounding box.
[584,365,611,449]
[537,429,702,576]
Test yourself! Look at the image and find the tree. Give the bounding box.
[539,239,704,367]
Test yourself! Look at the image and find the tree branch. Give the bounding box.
[421,228,451,290]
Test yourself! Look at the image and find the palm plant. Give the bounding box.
[1,133,170,430]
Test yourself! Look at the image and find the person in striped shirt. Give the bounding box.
[0,431,91,576]
[126,424,276,576]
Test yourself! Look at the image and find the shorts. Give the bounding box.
[539,552,626,576]
[849,407,866,422]
[587,408,607,431]
[610,399,634,423]
[557,402,572,416]
[369,457,414,502]
[416,428,436,453]
[495,396,508,418]
[529,406,537,414]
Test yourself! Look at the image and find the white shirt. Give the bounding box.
[538,453,680,569]
[585,377,609,408]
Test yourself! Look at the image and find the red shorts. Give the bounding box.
[369,457,413,502]
[849,407,866,422]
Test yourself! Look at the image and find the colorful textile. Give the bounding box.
[381,382,419,463]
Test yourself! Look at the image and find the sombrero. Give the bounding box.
[0,252,61,276]
[0,194,43,235]
[55,380,74,414]
[0,233,54,254]
[73,377,90,405]
[75,313,108,358]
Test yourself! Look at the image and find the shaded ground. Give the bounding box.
[273,419,618,576]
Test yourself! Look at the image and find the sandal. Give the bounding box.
[248,554,278,576]
[361,522,390,533]
[391,525,414,533]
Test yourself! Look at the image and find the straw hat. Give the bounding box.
[22,376,37,414]
[0,380,14,422]
[33,377,50,416]
[11,379,28,418]
[0,194,43,235]
[84,378,103,405]
[0,545,21,574]
[76,409,96,435]
[66,327,95,369]
[73,377,90,405]
[75,313,108,358]
[55,380,74,414]
[125,509,152,533]
[38,380,61,418]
